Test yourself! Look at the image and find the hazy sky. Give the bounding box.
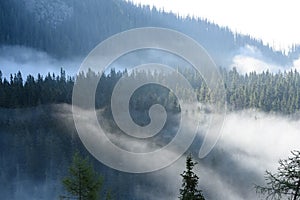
[127,0,300,52]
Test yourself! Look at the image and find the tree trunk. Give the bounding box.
[293,178,300,200]
[79,170,82,200]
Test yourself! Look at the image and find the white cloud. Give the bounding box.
[230,45,300,74]
[231,45,283,74]
[231,55,279,74]
[0,45,82,78]
[57,104,300,199]
[128,0,300,51]
[291,56,300,71]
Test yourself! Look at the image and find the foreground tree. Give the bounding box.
[256,150,300,200]
[179,154,205,200]
[60,152,103,200]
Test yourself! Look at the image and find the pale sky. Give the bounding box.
[127,0,300,52]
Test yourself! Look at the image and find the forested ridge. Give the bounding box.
[2,1,300,200]
[0,0,297,65]
[1,68,300,114]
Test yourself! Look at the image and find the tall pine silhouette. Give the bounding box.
[179,154,205,200]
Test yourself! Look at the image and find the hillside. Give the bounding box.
[1,1,300,199]
[0,0,298,67]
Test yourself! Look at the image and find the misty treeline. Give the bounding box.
[0,0,293,64]
[0,69,73,108]
[1,67,300,114]
[0,105,178,199]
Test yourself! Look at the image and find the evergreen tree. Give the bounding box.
[61,152,103,200]
[1,68,300,114]
[0,70,2,85]
[256,150,300,200]
[179,154,205,200]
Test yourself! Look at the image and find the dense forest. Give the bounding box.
[1,66,299,199]
[0,67,300,114]
[0,104,166,200]
[1,0,298,66]
[1,1,300,200]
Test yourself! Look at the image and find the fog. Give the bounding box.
[231,45,283,74]
[231,45,300,74]
[0,45,81,78]
[158,109,299,200]
[200,110,300,199]
[0,103,299,199]
[0,45,196,81]
[56,105,300,200]
[2,44,300,80]
[1,44,300,199]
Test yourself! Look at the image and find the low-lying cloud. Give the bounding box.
[56,104,300,200]
[231,45,300,74]
[207,110,300,199]
[3,44,299,80]
[0,45,81,78]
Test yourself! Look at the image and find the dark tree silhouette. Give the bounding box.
[1,68,300,114]
[256,150,300,200]
[61,152,103,200]
[179,154,205,200]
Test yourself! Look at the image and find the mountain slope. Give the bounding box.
[0,0,297,67]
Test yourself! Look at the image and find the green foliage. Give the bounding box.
[255,150,300,200]
[61,152,103,200]
[1,68,300,114]
[179,154,205,200]
[105,190,113,200]
[0,0,282,61]
[222,68,300,114]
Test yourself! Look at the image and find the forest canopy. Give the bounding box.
[0,67,300,114]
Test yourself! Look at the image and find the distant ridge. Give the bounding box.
[0,0,299,66]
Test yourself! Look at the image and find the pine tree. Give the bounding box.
[61,152,103,200]
[0,70,2,85]
[256,150,300,200]
[179,154,205,200]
